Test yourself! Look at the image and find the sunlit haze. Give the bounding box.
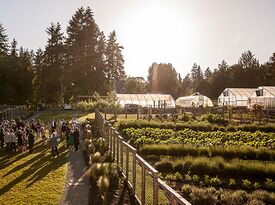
[0,0,274,78]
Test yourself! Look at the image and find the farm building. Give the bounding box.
[116,94,176,108]
[218,88,255,107]
[248,86,275,110]
[176,92,213,108]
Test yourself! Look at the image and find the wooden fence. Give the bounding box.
[95,109,191,205]
[0,105,27,121]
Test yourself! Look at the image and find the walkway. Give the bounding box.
[60,130,90,205]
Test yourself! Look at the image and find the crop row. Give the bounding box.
[163,172,275,192]
[180,185,275,205]
[118,120,275,133]
[124,128,275,148]
[140,144,275,161]
[154,156,275,180]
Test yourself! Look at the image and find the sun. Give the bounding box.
[119,1,197,75]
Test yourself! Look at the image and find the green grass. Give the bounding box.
[35,110,84,122]
[0,110,85,205]
[0,138,68,205]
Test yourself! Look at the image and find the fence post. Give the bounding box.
[116,132,120,163]
[125,106,128,119]
[113,129,116,160]
[153,171,158,205]
[119,136,123,170]
[132,149,137,195]
[126,145,129,180]
[141,163,146,205]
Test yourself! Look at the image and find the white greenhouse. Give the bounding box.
[248,86,275,110]
[218,88,255,108]
[116,94,176,108]
[176,92,213,108]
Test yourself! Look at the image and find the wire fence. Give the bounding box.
[95,109,191,205]
[0,105,27,121]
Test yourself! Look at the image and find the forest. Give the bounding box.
[0,6,274,105]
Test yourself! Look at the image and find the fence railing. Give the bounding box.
[0,105,27,121]
[95,109,191,205]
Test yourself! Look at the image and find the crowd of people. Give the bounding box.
[0,117,80,158]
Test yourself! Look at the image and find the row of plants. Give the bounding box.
[83,119,136,205]
[124,127,275,148]
[76,91,121,111]
[161,171,275,191]
[180,184,275,205]
[140,144,275,161]
[118,119,275,133]
[154,156,275,181]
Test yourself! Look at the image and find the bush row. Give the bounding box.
[162,172,275,191]
[154,156,275,180]
[124,128,275,148]
[140,144,275,161]
[118,120,275,133]
[181,185,275,205]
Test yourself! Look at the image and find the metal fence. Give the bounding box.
[0,105,27,121]
[95,109,191,205]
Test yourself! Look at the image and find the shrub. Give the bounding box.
[229,178,236,187]
[242,179,252,188]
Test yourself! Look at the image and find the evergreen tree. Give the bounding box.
[10,38,18,57]
[0,23,9,55]
[43,22,64,103]
[106,31,125,91]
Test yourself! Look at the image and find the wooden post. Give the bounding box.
[132,149,137,194]
[116,132,119,163]
[153,172,158,205]
[113,129,116,159]
[125,106,128,119]
[120,136,123,170]
[114,108,117,122]
[141,163,146,205]
[126,145,129,180]
[267,109,269,124]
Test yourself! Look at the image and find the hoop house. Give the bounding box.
[176,92,213,108]
[116,94,175,108]
[248,86,275,110]
[218,88,255,107]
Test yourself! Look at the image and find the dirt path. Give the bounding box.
[60,129,90,205]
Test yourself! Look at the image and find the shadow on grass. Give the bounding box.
[0,142,68,196]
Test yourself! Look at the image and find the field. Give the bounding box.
[118,116,275,205]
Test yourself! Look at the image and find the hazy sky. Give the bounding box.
[0,0,274,78]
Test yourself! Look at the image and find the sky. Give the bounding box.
[0,0,274,78]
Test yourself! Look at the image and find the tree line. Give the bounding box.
[0,7,274,105]
[0,7,125,104]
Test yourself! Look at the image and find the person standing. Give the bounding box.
[73,127,80,151]
[10,129,17,151]
[28,129,35,153]
[17,128,23,152]
[50,130,60,158]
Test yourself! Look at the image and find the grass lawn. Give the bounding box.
[0,138,68,205]
[0,110,83,205]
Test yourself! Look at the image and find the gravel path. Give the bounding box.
[60,129,90,205]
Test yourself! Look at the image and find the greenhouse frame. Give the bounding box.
[248,86,275,110]
[176,92,213,108]
[116,94,176,108]
[218,88,255,108]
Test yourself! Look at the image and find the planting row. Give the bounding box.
[180,185,275,205]
[124,128,275,148]
[154,156,275,181]
[140,144,275,161]
[162,171,275,191]
[118,120,275,133]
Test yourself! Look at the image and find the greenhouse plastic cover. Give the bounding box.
[176,92,213,108]
[116,94,176,108]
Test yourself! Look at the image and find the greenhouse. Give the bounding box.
[248,86,275,110]
[218,88,255,107]
[116,94,176,108]
[176,92,213,108]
